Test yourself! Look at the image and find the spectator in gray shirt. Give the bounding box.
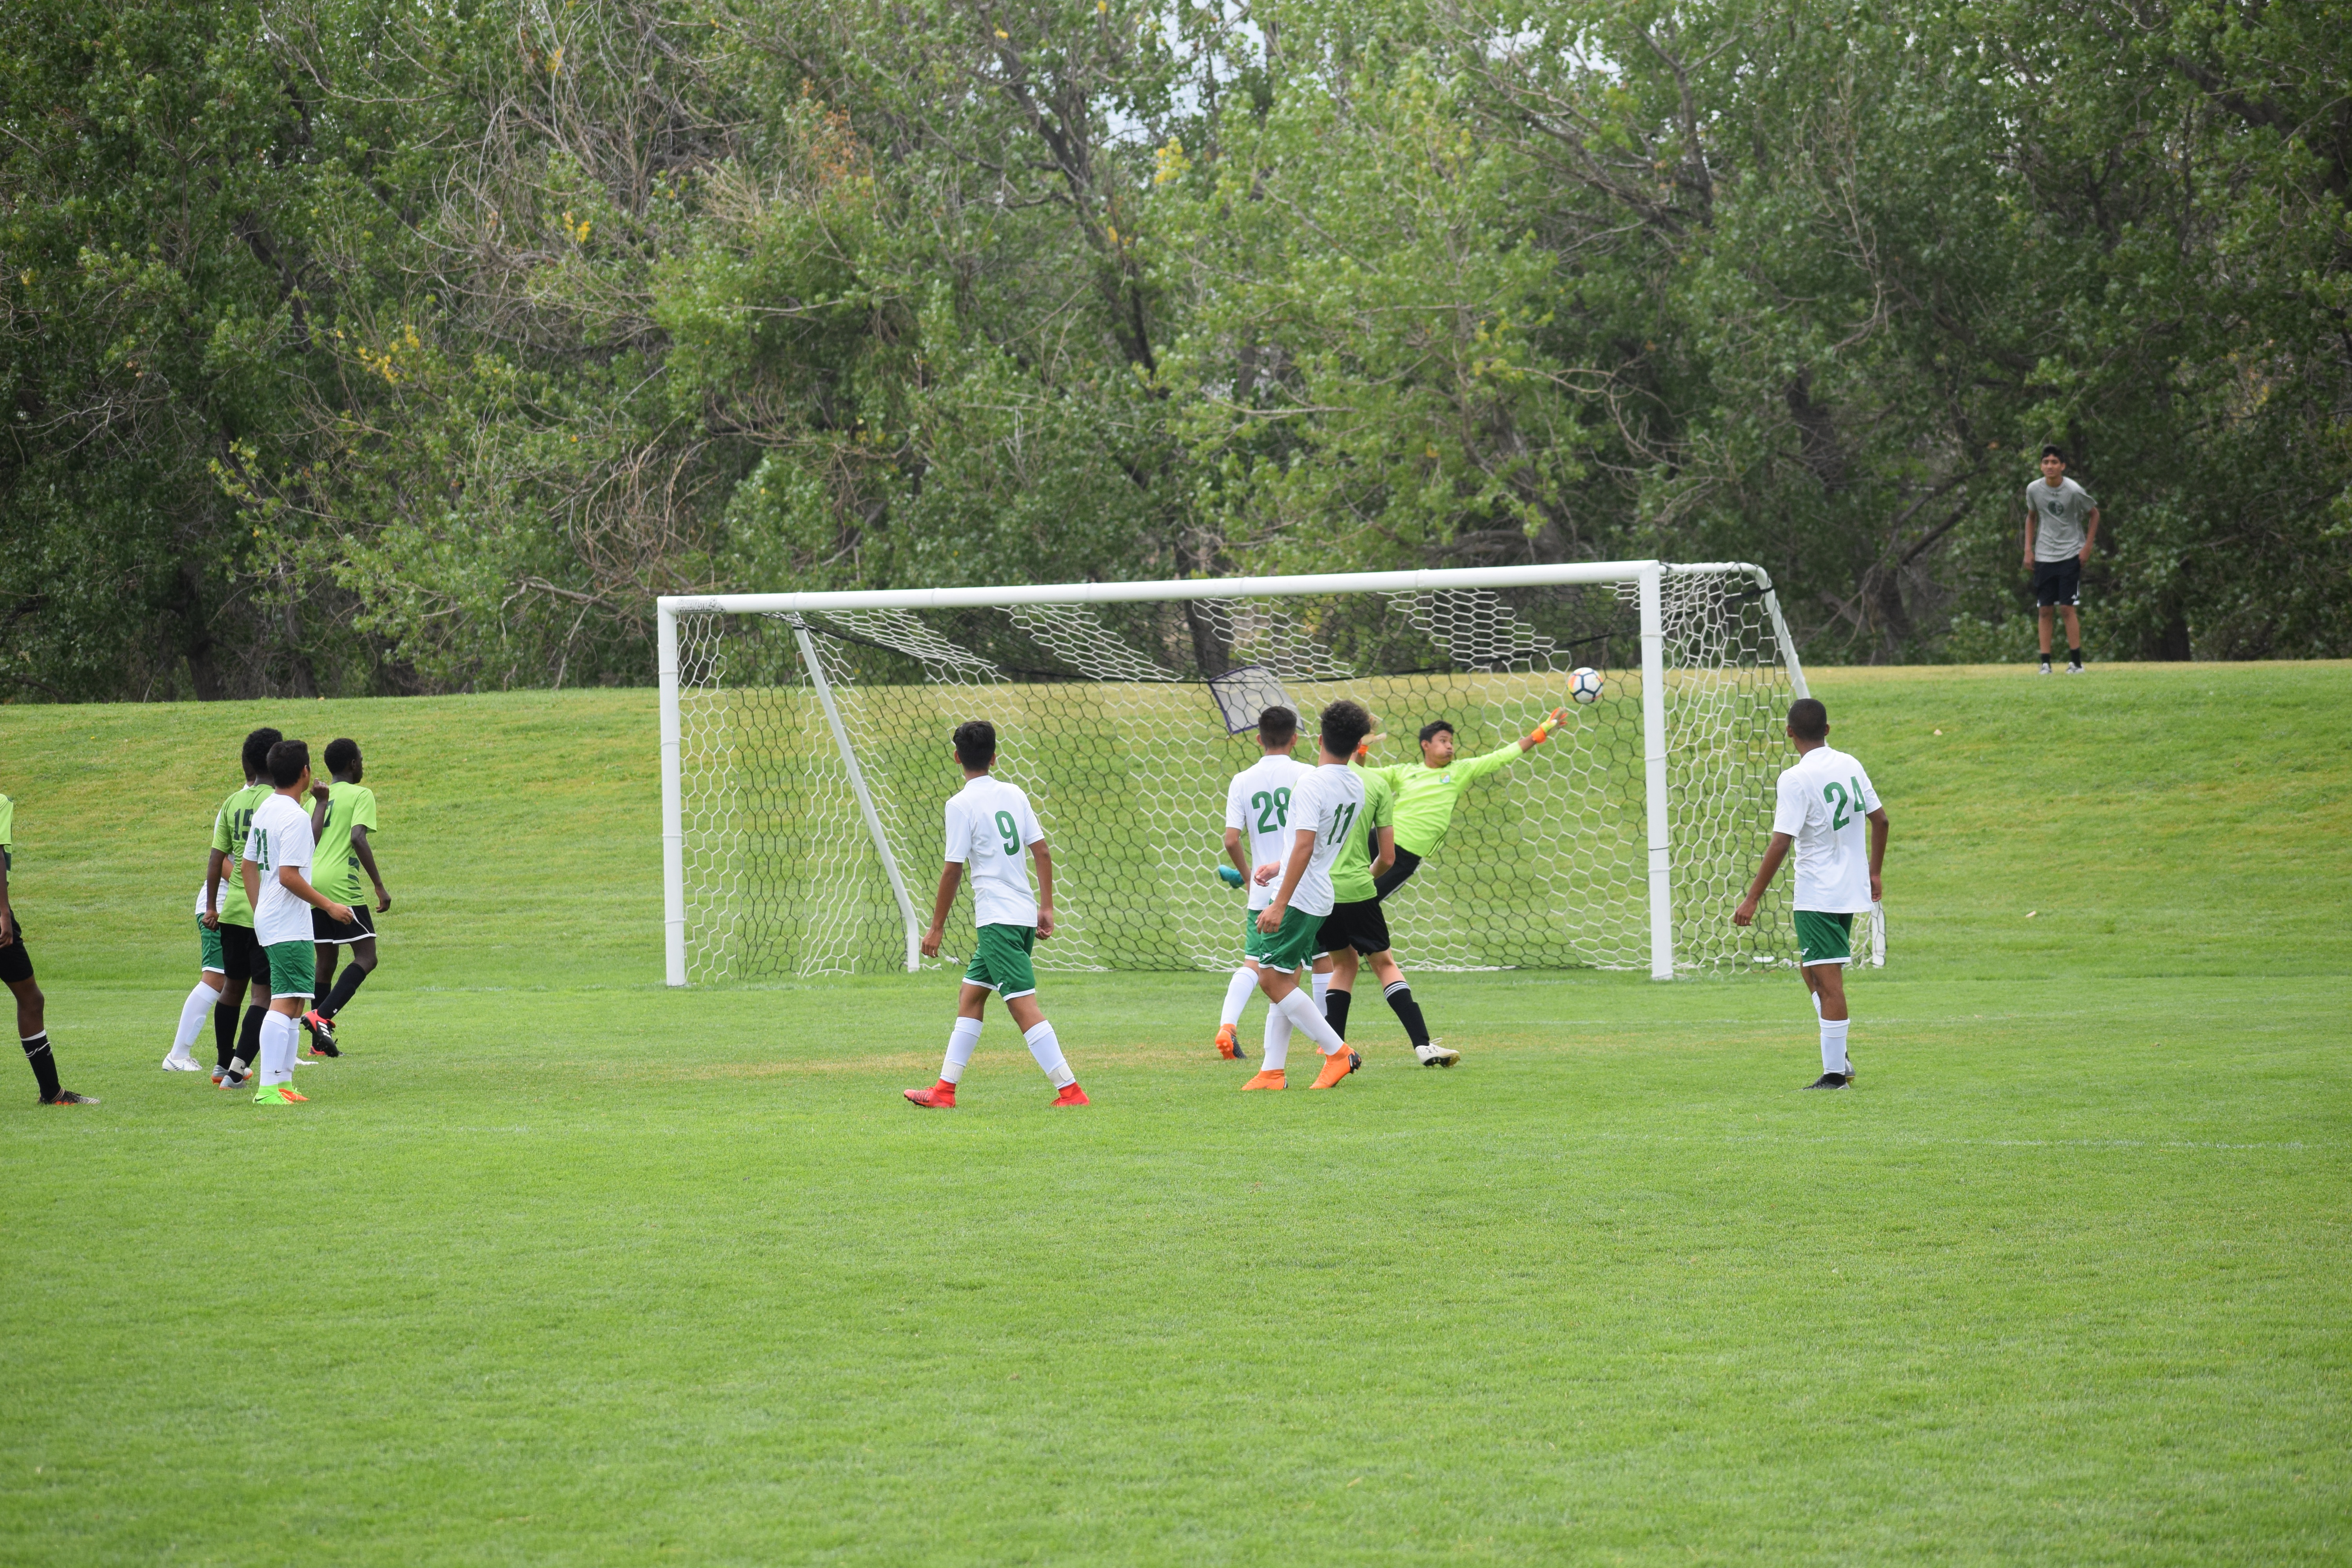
[2024,445,2100,673]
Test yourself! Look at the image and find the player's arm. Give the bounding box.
[352,824,390,911]
[202,848,227,927]
[921,862,962,959]
[2080,506,2099,564]
[0,853,13,947]
[2023,505,2036,568]
[1372,824,1395,879]
[1732,833,1793,927]
[309,784,330,836]
[1258,825,1317,933]
[1223,827,1250,880]
[1030,839,1055,940]
[1866,806,1889,902]
[240,852,260,916]
[277,864,355,924]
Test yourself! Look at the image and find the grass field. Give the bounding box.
[2,663,2347,1564]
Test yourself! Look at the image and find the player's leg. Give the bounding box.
[1793,911,1854,1088]
[2036,602,2054,671]
[2061,603,2083,671]
[1250,913,1355,1089]
[1372,848,1422,901]
[1323,945,1359,1039]
[5,935,94,1106]
[1004,988,1085,1106]
[170,918,226,1070]
[1369,949,1457,1067]
[1216,907,1264,1060]
[252,942,316,1105]
[308,909,377,1049]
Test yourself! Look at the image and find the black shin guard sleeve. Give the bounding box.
[237,1004,267,1063]
[213,998,240,1066]
[22,1033,60,1099]
[323,962,369,1018]
[1323,988,1352,1038]
[1383,982,1430,1047]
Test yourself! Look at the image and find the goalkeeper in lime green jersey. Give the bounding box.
[1359,710,1567,898]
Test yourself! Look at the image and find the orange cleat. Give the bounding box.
[1214,1023,1242,1060]
[1051,1083,1090,1108]
[903,1083,956,1109]
[277,1085,310,1103]
[1308,1046,1361,1090]
[1241,1069,1285,1091]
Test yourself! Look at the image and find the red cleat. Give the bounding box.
[1214,1024,1242,1060]
[903,1082,956,1109]
[277,1085,310,1103]
[1051,1083,1090,1107]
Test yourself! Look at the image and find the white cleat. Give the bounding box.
[162,1053,203,1071]
[1415,1040,1461,1068]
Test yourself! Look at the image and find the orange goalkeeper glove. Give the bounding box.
[1528,708,1568,744]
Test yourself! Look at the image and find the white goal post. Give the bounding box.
[657,561,1810,987]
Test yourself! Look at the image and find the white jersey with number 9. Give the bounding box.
[944,775,1045,929]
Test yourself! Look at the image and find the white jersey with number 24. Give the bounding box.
[1771,744,1881,914]
[944,775,1045,929]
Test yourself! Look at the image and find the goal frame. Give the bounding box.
[655,560,1808,987]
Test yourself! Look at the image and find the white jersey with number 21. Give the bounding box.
[1771,744,1881,914]
[944,775,1045,929]
[1224,754,1309,912]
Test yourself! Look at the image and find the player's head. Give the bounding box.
[952,719,996,773]
[2040,444,2066,476]
[241,727,283,782]
[1257,706,1298,751]
[265,738,312,791]
[1318,700,1373,760]
[1786,698,1829,744]
[323,737,362,782]
[1417,719,1456,766]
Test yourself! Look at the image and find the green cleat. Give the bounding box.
[252,1083,298,1106]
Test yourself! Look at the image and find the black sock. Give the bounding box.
[2068,645,2082,661]
[237,1004,267,1065]
[213,999,240,1067]
[323,962,370,1019]
[22,1032,60,1100]
[1383,981,1430,1047]
[1324,988,1352,1037]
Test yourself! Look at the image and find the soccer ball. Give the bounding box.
[1568,666,1605,704]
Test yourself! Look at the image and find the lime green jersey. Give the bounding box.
[0,793,15,871]
[1363,739,1526,858]
[312,780,380,903]
[1328,767,1396,904]
[208,783,274,927]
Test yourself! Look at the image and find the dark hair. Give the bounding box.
[1257,705,1298,743]
[1417,719,1455,746]
[241,727,283,780]
[2041,444,2066,463]
[323,737,361,778]
[953,719,997,771]
[265,739,311,789]
[1787,698,1829,742]
[1319,700,1374,757]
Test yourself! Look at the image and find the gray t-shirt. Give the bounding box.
[2026,477,2096,562]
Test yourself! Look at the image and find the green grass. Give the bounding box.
[2,664,2347,1564]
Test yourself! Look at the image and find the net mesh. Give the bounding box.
[671,571,1808,981]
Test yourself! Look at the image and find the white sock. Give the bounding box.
[172,982,221,1054]
[1261,1007,1292,1072]
[1820,1017,1850,1077]
[1312,971,1332,1013]
[1023,1020,1074,1088]
[1810,988,1822,1018]
[260,1012,299,1086]
[1276,988,1346,1055]
[1220,967,1258,1029]
[940,1017,982,1085]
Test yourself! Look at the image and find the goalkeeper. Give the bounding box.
[1361,711,1568,898]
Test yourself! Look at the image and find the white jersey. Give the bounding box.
[944,775,1045,929]
[1771,744,1881,913]
[243,792,317,946]
[1279,763,1365,920]
[1223,753,1310,911]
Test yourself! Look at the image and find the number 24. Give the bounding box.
[1823,778,1868,831]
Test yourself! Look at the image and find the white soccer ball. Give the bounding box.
[1568,666,1605,704]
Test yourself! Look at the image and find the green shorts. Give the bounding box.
[1256,905,1327,974]
[962,924,1038,999]
[1793,910,1855,968]
[197,915,224,973]
[263,939,317,1000]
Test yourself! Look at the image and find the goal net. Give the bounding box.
[657,563,1813,985]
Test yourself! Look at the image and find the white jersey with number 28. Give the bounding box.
[1223,753,1310,912]
[944,775,1045,929]
[1771,744,1881,914]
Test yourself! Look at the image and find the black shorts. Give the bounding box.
[1372,848,1424,901]
[0,920,31,985]
[218,921,263,991]
[1317,897,1392,957]
[314,903,376,944]
[2033,557,2082,608]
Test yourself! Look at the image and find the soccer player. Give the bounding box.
[0,793,98,1105]
[1365,710,1568,899]
[1243,700,1373,1092]
[2024,445,2099,674]
[240,741,357,1106]
[904,720,1088,1110]
[1319,762,1461,1068]
[167,729,278,1072]
[1733,697,1889,1090]
[301,737,390,1055]
[1212,706,1332,1060]
[206,727,282,1087]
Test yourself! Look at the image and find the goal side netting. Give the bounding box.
[656,563,1823,984]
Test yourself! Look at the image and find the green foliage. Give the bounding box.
[4,0,2348,698]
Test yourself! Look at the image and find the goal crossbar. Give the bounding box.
[657,560,1808,988]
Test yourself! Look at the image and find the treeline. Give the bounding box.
[3,0,2348,700]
